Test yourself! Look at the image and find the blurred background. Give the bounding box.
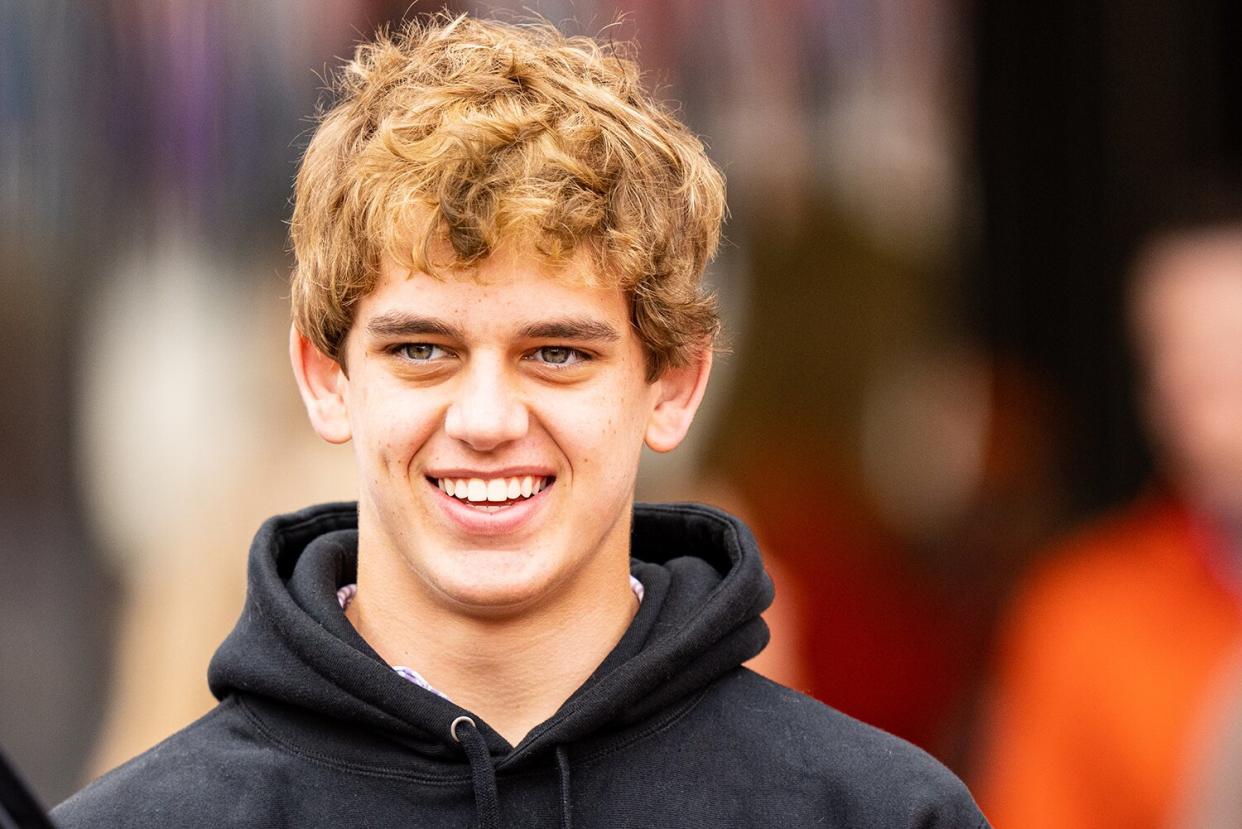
[5,1,1242,826]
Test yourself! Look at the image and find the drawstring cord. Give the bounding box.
[556,745,573,829]
[451,716,500,829]
[450,715,573,829]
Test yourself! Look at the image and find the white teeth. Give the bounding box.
[437,475,549,502]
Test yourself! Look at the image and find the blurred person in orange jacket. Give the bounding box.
[977,200,1242,829]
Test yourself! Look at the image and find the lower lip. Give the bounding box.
[431,479,553,536]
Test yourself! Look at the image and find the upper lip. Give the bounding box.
[425,467,556,479]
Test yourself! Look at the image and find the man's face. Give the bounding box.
[302,250,705,616]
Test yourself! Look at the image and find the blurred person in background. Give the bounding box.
[976,194,1242,829]
[52,13,987,828]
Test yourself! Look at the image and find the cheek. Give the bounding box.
[349,384,444,468]
[551,382,653,475]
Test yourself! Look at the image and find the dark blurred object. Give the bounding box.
[1,5,123,800]
[0,747,55,829]
[0,238,116,805]
[972,0,1242,515]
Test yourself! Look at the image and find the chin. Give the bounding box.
[428,555,563,615]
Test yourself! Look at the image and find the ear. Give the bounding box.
[644,347,713,453]
[289,324,352,444]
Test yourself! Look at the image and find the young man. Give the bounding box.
[56,14,987,828]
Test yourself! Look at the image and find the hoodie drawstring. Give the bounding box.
[450,716,574,829]
[556,745,573,829]
[451,716,500,829]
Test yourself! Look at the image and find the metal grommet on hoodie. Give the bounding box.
[449,715,476,743]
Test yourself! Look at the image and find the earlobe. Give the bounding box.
[644,349,713,453]
[289,324,352,445]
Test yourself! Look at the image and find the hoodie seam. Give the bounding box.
[281,509,355,534]
[235,695,475,786]
[269,510,357,556]
[64,702,235,800]
[571,687,710,767]
[234,687,708,782]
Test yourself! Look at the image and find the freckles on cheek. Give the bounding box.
[370,402,440,473]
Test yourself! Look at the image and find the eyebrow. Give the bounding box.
[364,312,622,343]
[366,313,463,340]
[518,318,621,342]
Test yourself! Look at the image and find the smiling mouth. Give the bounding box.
[429,475,553,510]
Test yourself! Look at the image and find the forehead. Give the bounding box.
[355,250,632,337]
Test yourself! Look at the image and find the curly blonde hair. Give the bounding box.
[289,12,725,379]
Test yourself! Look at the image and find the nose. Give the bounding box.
[443,357,529,451]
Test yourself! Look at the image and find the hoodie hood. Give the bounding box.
[207,501,773,772]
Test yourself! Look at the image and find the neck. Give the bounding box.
[346,546,638,746]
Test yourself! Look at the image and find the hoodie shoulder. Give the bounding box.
[52,699,282,829]
[699,669,989,828]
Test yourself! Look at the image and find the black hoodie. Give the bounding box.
[54,502,988,828]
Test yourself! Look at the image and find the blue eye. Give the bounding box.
[397,343,449,361]
[532,346,587,366]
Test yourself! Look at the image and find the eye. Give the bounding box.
[529,346,589,366]
[394,343,451,362]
